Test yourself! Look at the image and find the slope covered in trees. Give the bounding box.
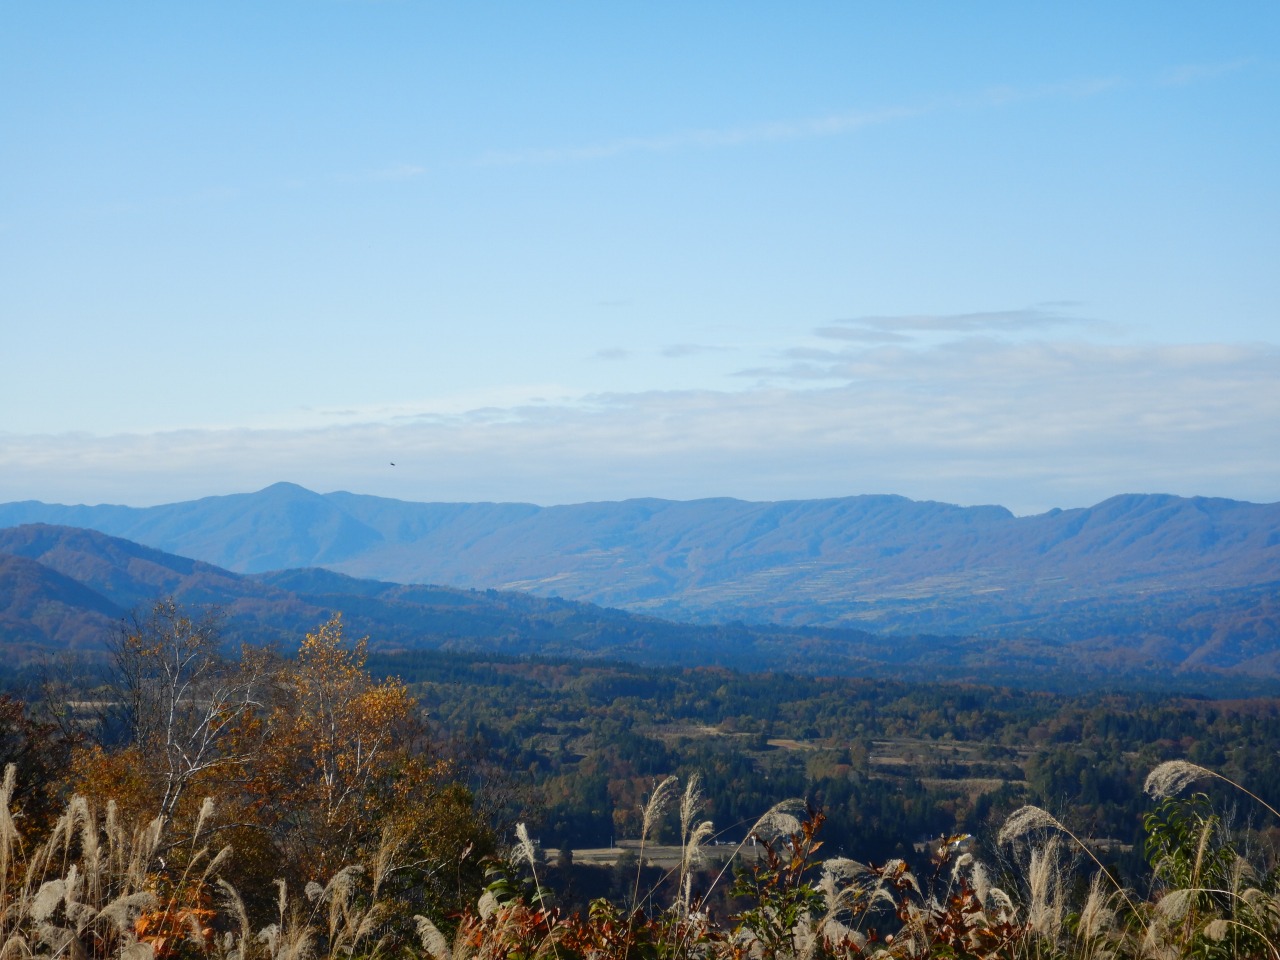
[3,484,1279,649]
[1,523,1277,689]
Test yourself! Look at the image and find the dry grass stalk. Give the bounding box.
[1074,869,1120,960]
[629,775,677,913]
[0,764,237,960]
[1000,804,1149,952]
[1146,760,1280,823]
[675,774,714,915]
[699,796,808,911]
[412,915,451,960]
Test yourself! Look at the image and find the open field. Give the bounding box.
[553,841,768,869]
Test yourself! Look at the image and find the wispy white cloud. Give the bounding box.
[593,347,632,361]
[660,343,731,358]
[1158,59,1252,88]
[476,69,1141,167]
[478,106,921,165]
[475,56,1238,170]
[973,76,1126,108]
[4,340,1278,514]
[369,163,427,181]
[810,327,914,344]
[784,306,1104,371]
[818,306,1094,339]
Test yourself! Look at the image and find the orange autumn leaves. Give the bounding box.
[242,615,438,878]
[71,606,489,896]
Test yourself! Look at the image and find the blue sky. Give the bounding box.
[2,2,1278,513]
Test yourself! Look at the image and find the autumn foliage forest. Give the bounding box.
[2,598,1280,958]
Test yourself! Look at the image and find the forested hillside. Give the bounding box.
[376,649,1280,881]
[2,524,1277,689]
[3,484,1279,650]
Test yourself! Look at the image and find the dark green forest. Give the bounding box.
[364,650,1280,895]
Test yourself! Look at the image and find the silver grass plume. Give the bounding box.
[71,796,102,910]
[987,886,1016,922]
[514,821,559,960]
[0,765,17,888]
[1026,836,1065,938]
[1145,759,1280,821]
[1191,814,1216,890]
[640,776,678,844]
[701,797,808,905]
[258,880,313,960]
[1145,760,1211,800]
[199,846,232,888]
[682,820,714,873]
[679,774,703,841]
[969,860,992,904]
[476,889,499,921]
[630,776,678,913]
[998,805,1063,845]
[368,826,405,905]
[1075,869,1118,949]
[35,923,76,956]
[822,857,870,880]
[30,879,67,925]
[1153,888,1192,923]
[413,915,451,960]
[126,816,165,892]
[515,822,551,920]
[96,891,160,935]
[1203,918,1231,941]
[105,800,125,882]
[749,797,806,840]
[318,865,364,952]
[216,879,252,960]
[514,822,537,870]
[257,920,313,960]
[192,797,215,843]
[805,865,891,960]
[677,776,711,910]
[119,942,155,960]
[880,860,920,896]
[1000,803,1147,947]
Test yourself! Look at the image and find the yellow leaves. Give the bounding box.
[70,745,152,821]
[82,603,483,895]
[298,613,369,681]
[233,613,440,879]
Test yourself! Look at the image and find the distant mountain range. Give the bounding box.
[2,483,1278,639]
[0,522,1276,693]
[0,522,844,674]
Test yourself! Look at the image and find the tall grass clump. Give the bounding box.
[989,761,1280,960]
[0,764,223,960]
[7,754,1280,959]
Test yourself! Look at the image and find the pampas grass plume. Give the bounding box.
[997,805,1062,845]
[1145,760,1210,800]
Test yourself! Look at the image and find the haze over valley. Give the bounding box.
[2,483,1278,688]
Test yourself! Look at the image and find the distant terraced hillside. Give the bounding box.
[0,522,1277,687]
[2,484,1279,643]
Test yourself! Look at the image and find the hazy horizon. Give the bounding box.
[7,479,1278,520]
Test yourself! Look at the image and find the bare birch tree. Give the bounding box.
[108,599,270,822]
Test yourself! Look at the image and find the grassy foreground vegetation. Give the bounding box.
[1,599,1279,957]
